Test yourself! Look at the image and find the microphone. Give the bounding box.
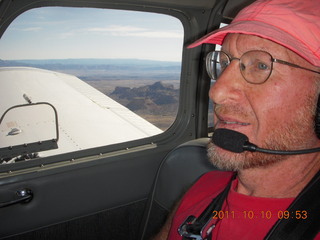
[212,128,320,155]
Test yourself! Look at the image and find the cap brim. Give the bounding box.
[188,21,318,66]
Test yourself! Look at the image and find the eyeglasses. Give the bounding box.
[206,50,320,84]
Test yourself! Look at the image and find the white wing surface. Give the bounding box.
[0,67,162,159]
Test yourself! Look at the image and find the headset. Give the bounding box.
[314,96,320,139]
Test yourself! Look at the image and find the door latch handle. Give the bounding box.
[0,188,33,208]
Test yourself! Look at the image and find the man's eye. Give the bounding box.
[257,62,269,70]
[240,63,246,71]
[220,60,229,69]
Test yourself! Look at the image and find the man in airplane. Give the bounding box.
[155,0,320,239]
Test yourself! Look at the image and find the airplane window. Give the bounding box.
[0,7,183,162]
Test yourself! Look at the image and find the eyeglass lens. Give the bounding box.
[206,50,274,84]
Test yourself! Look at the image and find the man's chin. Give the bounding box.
[207,141,286,171]
[207,141,245,171]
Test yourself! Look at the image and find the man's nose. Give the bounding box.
[209,61,244,105]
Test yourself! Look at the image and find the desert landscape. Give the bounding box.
[0,58,181,130]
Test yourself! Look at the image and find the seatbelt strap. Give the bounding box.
[179,173,236,240]
[265,170,320,240]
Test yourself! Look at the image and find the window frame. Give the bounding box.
[0,1,214,172]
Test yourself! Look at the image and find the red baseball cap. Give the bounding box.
[188,0,320,67]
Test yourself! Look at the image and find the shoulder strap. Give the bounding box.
[179,172,236,239]
[265,170,320,240]
[186,174,234,234]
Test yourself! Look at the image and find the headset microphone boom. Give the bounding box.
[212,128,320,155]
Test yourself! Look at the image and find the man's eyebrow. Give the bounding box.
[220,47,229,54]
[221,46,273,56]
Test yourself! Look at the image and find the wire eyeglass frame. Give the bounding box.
[206,50,320,84]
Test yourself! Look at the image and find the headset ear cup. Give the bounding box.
[315,95,320,139]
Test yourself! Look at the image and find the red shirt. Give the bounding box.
[167,171,320,240]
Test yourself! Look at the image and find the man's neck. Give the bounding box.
[236,154,320,198]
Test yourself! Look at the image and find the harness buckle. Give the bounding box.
[178,215,215,240]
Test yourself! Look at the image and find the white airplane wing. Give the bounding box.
[0,67,162,161]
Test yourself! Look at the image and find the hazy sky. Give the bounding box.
[0,7,184,61]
